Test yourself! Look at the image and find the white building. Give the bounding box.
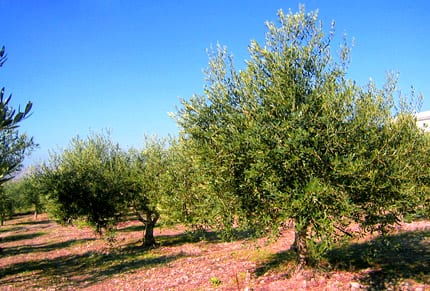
[416,111,430,132]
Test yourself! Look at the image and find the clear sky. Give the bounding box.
[1,0,429,165]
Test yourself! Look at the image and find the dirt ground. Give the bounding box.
[0,214,429,290]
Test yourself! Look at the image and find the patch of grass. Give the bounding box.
[210,276,222,287]
[73,218,91,229]
[254,248,298,277]
[118,224,144,233]
[246,247,272,263]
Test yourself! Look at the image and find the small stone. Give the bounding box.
[350,282,361,289]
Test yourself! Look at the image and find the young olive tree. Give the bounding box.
[38,133,175,247]
[38,132,128,233]
[175,6,428,266]
[0,187,13,226]
[2,173,45,220]
[125,137,169,247]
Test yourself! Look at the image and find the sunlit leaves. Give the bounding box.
[175,6,428,265]
[0,46,35,186]
[39,132,128,233]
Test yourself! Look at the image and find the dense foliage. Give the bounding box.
[6,7,429,269]
[0,187,13,226]
[175,6,429,265]
[38,132,128,233]
[1,174,45,221]
[37,133,175,246]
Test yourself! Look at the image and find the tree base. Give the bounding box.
[140,241,159,249]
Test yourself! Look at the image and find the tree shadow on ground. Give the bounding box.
[156,227,256,247]
[119,222,255,247]
[0,232,46,243]
[117,223,218,246]
[118,224,145,233]
[156,230,220,247]
[254,248,297,277]
[19,219,51,226]
[0,244,186,289]
[2,238,96,257]
[327,230,430,289]
[253,229,430,288]
[0,226,24,234]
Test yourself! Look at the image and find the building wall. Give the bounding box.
[416,111,430,132]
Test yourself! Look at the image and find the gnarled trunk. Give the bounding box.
[292,227,308,268]
[135,209,160,247]
[143,211,159,247]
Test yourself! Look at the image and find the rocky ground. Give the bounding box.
[0,214,429,290]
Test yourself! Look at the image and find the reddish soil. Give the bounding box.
[0,214,429,290]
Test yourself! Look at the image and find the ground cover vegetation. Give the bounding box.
[1,5,430,288]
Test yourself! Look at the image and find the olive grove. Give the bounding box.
[37,133,177,246]
[23,6,430,268]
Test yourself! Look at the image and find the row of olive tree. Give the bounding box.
[34,132,178,246]
[33,130,238,246]
[30,6,430,267]
[1,175,44,224]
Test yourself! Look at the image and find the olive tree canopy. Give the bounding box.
[175,6,428,266]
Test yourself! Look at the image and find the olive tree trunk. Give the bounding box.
[292,227,309,268]
[136,210,160,247]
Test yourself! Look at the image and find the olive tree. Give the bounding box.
[1,174,45,220]
[38,132,128,233]
[125,136,170,247]
[0,187,13,225]
[38,133,176,246]
[175,6,428,266]
[0,46,35,254]
[0,46,35,184]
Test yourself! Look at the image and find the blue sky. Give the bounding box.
[0,0,429,165]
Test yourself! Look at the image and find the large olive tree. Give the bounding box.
[175,6,428,266]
